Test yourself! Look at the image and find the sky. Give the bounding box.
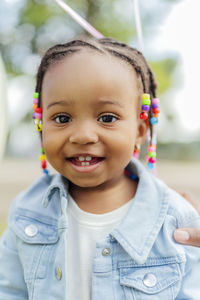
[152,0,200,138]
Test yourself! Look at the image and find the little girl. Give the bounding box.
[0,36,200,300]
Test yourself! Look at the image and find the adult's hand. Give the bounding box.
[174,192,200,247]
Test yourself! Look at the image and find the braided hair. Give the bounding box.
[35,36,157,138]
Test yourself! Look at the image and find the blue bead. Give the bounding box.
[43,169,49,175]
[150,117,158,125]
[130,174,138,181]
[147,162,154,170]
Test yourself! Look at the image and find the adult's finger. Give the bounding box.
[174,228,200,247]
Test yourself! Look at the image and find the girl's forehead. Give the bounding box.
[42,50,140,106]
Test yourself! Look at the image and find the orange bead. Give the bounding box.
[33,104,38,111]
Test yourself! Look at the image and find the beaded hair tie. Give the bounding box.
[138,93,160,170]
[33,92,49,175]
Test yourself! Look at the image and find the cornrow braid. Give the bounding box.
[35,36,157,140]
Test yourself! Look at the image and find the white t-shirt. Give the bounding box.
[66,194,134,300]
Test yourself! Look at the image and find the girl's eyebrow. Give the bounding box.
[47,99,124,109]
[47,100,73,109]
[96,99,124,108]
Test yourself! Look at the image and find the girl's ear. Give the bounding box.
[136,119,149,145]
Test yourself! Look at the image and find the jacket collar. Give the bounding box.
[36,159,169,264]
[110,159,169,264]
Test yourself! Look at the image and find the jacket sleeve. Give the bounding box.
[175,217,200,299]
[0,228,28,299]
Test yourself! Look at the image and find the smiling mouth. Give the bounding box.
[68,156,105,166]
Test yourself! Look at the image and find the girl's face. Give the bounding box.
[42,50,147,188]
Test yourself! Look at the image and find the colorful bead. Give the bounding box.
[149,157,156,163]
[35,123,43,132]
[147,143,157,170]
[147,162,154,170]
[150,117,158,125]
[124,169,138,181]
[142,99,151,106]
[133,145,140,159]
[152,103,159,109]
[150,98,160,125]
[40,154,46,161]
[140,112,148,120]
[33,91,49,175]
[35,113,42,119]
[147,145,156,152]
[142,105,150,111]
[151,98,159,105]
[41,160,47,169]
[153,108,160,114]
[33,104,38,111]
[142,93,150,100]
[35,107,42,113]
[41,147,45,154]
[140,93,151,121]
[33,92,39,98]
[148,152,156,158]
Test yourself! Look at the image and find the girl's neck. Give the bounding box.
[68,174,137,214]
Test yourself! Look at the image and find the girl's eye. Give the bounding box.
[54,115,72,124]
[98,114,118,123]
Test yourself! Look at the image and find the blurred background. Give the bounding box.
[0,0,200,231]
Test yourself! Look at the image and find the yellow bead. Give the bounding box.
[40,154,46,161]
[35,123,42,132]
[142,93,150,101]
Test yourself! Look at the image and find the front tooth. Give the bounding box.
[86,156,92,161]
[79,156,85,161]
[81,162,86,166]
[85,162,90,166]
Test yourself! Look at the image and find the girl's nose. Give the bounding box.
[69,124,99,145]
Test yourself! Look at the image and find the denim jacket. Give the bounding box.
[0,158,200,300]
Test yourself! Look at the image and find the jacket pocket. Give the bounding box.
[119,262,182,299]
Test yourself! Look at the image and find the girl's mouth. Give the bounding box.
[67,155,105,173]
[69,156,104,166]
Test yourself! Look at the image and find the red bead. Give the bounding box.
[153,108,160,114]
[35,107,43,113]
[149,157,156,163]
[41,160,47,169]
[140,112,148,120]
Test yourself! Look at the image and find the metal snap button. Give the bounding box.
[102,247,111,256]
[55,267,62,280]
[25,224,38,237]
[143,273,157,287]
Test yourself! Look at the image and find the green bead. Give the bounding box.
[148,152,156,158]
[142,99,151,105]
[33,92,39,98]
[41,147,45,154]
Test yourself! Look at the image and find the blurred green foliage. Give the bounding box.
[0,0,182,127]
[150,58,177,95]
[1,0,181,85]
[20,1,55,28]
